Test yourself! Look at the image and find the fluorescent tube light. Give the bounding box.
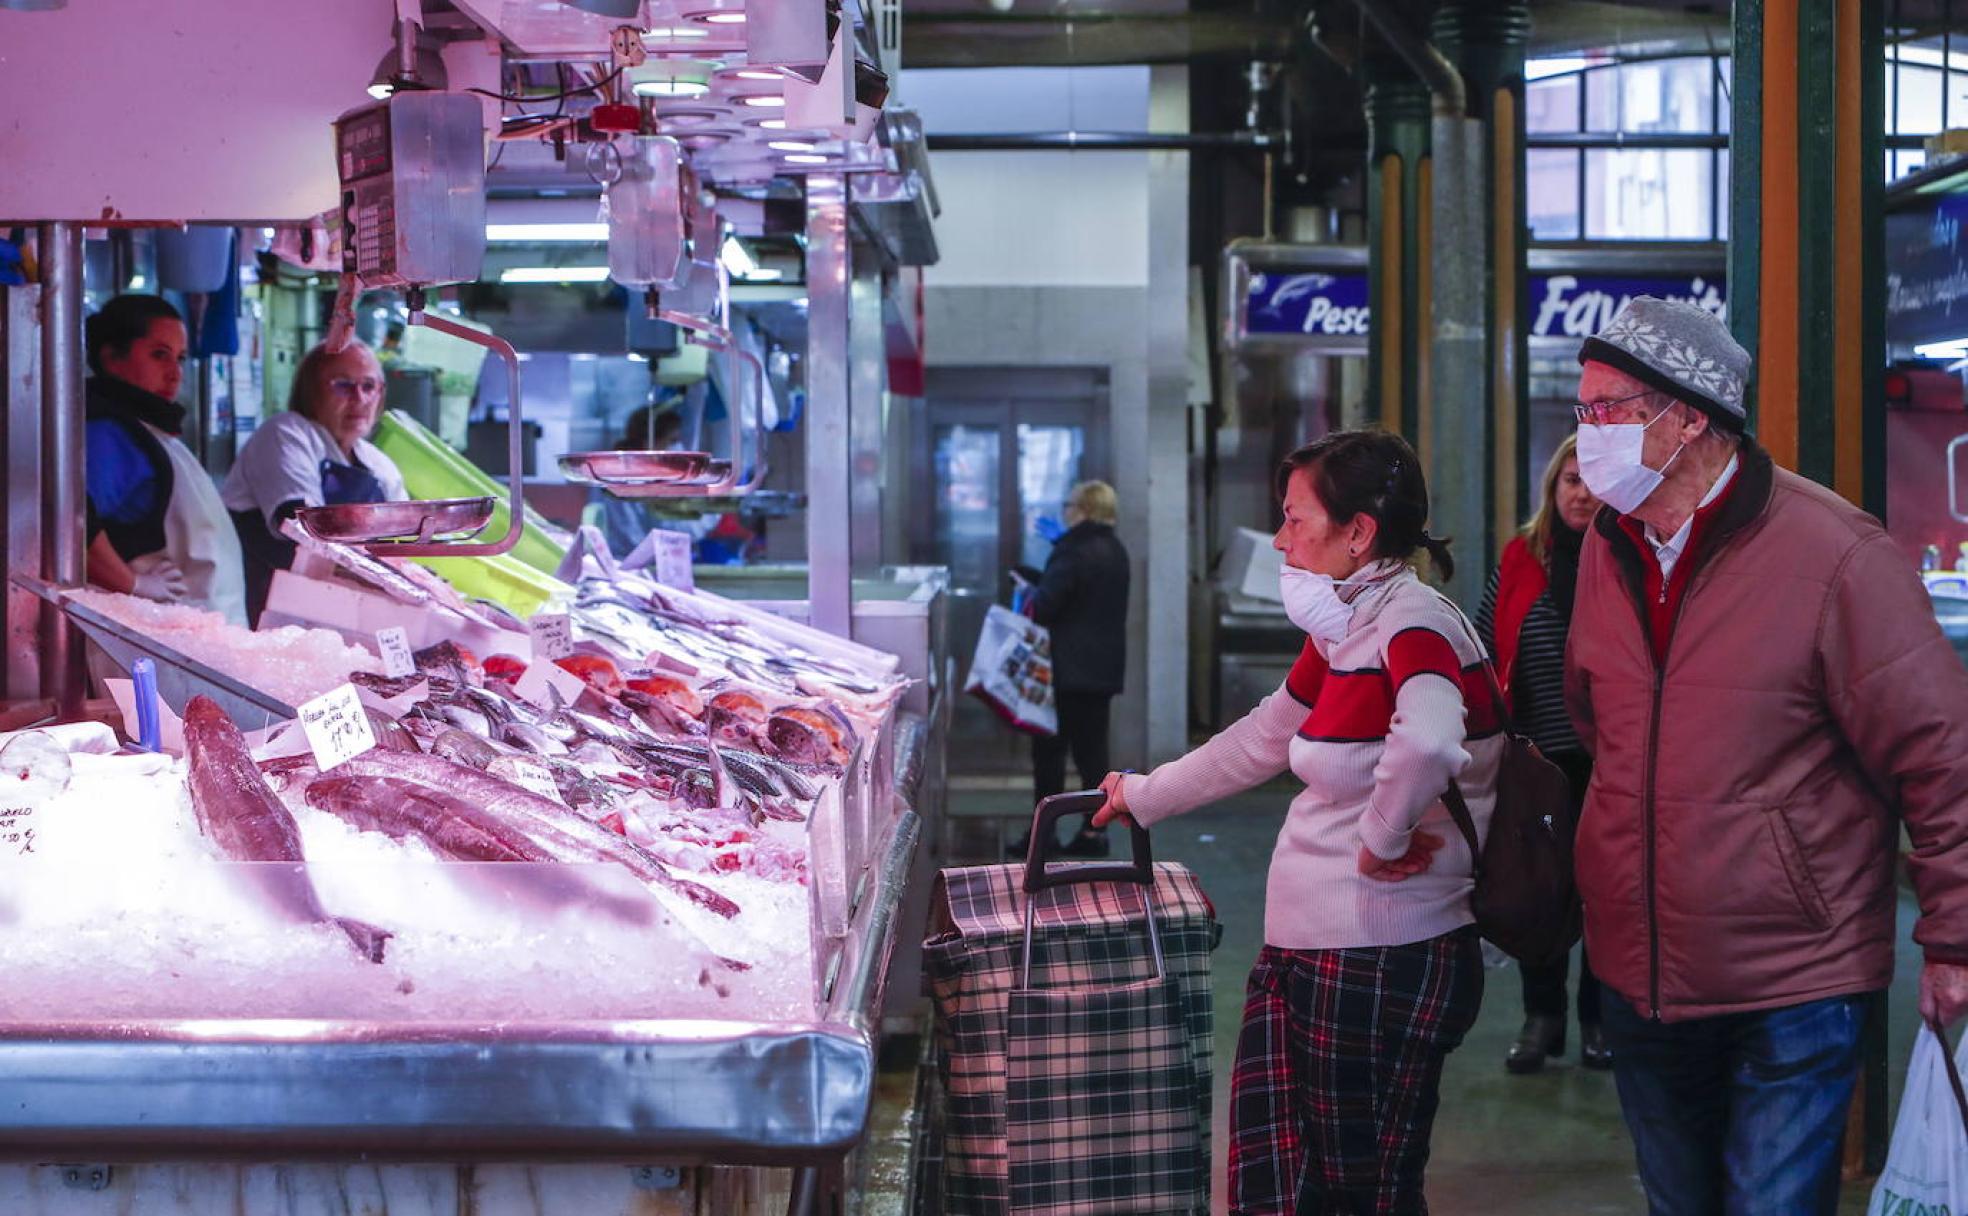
[500,266,612,283]
[486,223,609,242]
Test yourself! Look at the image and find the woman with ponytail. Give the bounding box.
[1093,429,1501,1214]
[1475,433,1608,1075]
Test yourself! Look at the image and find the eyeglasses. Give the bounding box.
[328,376,385,399]
[1572,389,1659,426]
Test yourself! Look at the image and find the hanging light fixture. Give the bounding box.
[559,0,640,16]
[367,23,450,98]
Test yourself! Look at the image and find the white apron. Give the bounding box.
[131,422,248,627]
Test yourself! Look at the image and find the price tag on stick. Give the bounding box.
[490,756,565,804]
[623,528,695,592]
[651,531,694,592]
[531,612,573,661]
[514,660,589,710]
[298,683,379,771]
[376,626,415,678]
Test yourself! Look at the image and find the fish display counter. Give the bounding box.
[0,532,934,1213]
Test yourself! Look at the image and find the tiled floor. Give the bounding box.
[928,783,1925,1215]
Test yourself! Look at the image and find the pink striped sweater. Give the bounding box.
[1122,562,1504,950]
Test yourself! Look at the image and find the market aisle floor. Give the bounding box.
[942,784,1924,1216]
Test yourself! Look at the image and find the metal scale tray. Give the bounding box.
[12,575,296,731]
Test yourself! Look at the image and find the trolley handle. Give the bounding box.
[1021,791,1154,893]
[1018,791,1164,988]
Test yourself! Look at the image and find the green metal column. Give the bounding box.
[1433,0,1531,566]
[1729,0,1884,517]
[1730,0,1888,1171]
[1363,54,1432,441]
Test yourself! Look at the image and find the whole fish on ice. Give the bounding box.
[182,696,392,963]
[334,750,742,918]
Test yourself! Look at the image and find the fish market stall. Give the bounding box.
[0,566,923,1212]
[2,0,943,1199]
[0,248,931,1216]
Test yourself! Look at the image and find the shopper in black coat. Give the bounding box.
[1011,480,1130,857]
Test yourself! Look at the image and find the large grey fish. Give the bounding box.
[334,751,741,919]
[182,697,391,963]
[304,774,547,862]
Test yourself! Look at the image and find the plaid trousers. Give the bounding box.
[1228,929,1483,1216]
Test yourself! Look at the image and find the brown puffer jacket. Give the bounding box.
[1565,439,1968,1022]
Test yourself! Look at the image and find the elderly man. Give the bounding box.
[1563,297,1968,1214]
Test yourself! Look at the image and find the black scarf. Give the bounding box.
[1548,521,1583,619]
[86,375,186,436]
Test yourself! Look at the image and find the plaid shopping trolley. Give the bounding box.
[925,792,1221,1216]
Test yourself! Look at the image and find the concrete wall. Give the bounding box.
[914,65,1191,764]
[0,0,394,222]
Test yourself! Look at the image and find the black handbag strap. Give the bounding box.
[1434,599,1513,880]
[1442,780,1483,880]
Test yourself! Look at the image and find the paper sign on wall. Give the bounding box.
[530,612,573,661]
[298,683,378,771]
[376,627,415,677]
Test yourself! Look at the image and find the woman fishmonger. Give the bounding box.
[223,339,406,625]
[84,294,248,625]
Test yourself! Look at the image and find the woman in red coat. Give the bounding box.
[1476,433,1606,1074]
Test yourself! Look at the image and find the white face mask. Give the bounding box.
[1278,565,1355,651]
[1576,408,1685,515]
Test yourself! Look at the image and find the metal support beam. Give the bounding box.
[1423,113,1486,609]
[1731,0,1889,1173]
[805,178,855,638]
[1729,0,1883,513]
[4,286,45,705]
[1363,57,1433,440]
[1357,1,1467,117]
[925,130,1284,152]
[847,251,887,576]
[1435,0,1532,582]
[37,223,87,720]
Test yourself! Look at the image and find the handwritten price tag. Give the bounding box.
[649,530,695,592]
[298,683,378,771]
[376,626,415,678]
[490,756,564,804]
[514,660,588,710]
[0,804,37,857]
[531,612,573,661]
[624,528,695,591]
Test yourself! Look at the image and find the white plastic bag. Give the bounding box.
[963,604,1057,736]
[1870,1025,1968,1215]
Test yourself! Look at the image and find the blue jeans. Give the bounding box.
[1600,989,1870,1216]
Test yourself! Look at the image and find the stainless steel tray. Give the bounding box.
[0,813,920,1163]
[559,451,711,488]
[11,575,295,731]
[296,497,496,545]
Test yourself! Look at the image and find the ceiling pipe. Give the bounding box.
[925,130,1285,151]
[1349,1,1465,116]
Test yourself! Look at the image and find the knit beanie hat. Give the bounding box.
[1578,296,1750,434]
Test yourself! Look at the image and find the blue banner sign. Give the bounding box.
[1245,269,1726,340]
[1529,273,1727,338]
[1246,270,1373,337]
[1886,193,1968,345]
